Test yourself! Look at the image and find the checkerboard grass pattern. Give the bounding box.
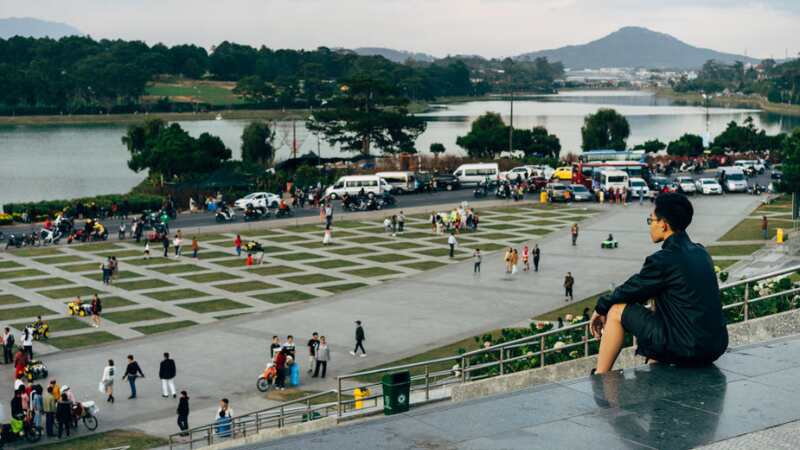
[0,202,591,348]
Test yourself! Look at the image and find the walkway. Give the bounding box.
[0,195,762,436]
[237,334,800,450]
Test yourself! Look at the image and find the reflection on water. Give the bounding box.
[1,91,798,204]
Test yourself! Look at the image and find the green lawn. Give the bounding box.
[471,243,507,252]
[271,252,321,261]
[56,262,105,273]
[397,232,434,239]
[104,308,174,324]
[149,264,206,274]
[12,277,74,289]
[252,290,317,304]
[197,250,236,260]
[0,305,57,321]
[280,274,342,285]
[0,294,27,305]
[83,271,143,281]
[344,267,402,278]
[48,331,121,350]
[719,218,792,241]
[378,242,426,250]
[401,261,443,271]
[705,244,765,257]
[474,233,517,241]
[247,265,302,276]
[178,299,251,313]
[285,224,324,233]
[330,220,371,229]
[327,247,374,256]
[37,286,102,299]
[523,228,554,236]
[212,258,248,268]
[13,317,89,332]
[133,320,197,335]
[482,223,525,231]
[534,293,603,321]
[32,429,166,450]
[181,272,242,283]
[345,236,385,244]
[0,260,22,269]
[0,268,47,279]
[95,250,144,258]
[144,288,209,301]
[714,259,740,270]
[73,242,126,252]
[11,247,63,257]
[33,255,88,265]
[124,257,182,266]
[114,279,175,291]
[319,283,369,294]
[362,254,417,263]
[214,280,277,292]
[304,260,362,270]
[95,296,136,308]
[146,81,243,105]
[414,248,466,258]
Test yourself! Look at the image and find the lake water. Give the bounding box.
[1,90,798,205]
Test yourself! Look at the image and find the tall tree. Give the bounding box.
[666,133,704,157]
[429,142,446,156]
[241,122,276,167]
[455,112,508,159]
[515,126,561,159]
[233,76,275,103]
[779,128,800,194]
[634,139,666,153]
[581,108,630,151]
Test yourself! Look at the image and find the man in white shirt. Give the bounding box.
[448,233,458,258]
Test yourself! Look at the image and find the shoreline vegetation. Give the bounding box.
[3,86,800,127]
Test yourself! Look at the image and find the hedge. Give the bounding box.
[3,194,165,219]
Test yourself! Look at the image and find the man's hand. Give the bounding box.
[590,311,606,340]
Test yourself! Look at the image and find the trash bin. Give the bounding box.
[777,228,785,243]
[354,387,370,410]
[540,191,548,204]
[382,371,411,415]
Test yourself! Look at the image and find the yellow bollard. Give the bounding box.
[540,191,548,204]
[354,387,370,409]
[777,228,784,244]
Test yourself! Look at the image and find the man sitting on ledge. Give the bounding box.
[590,193,728,374]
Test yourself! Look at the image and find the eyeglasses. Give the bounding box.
[646,216,657,225]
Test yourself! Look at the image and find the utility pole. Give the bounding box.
[509,79,514,155]
[292,120,297,159]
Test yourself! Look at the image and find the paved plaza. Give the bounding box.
[0,195,763,437]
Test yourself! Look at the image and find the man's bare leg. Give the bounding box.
[595,304,626,374]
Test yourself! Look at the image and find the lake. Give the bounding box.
[1,90,798,205]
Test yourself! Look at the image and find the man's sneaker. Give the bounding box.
[349,351,355,356]
[360,354,367,357]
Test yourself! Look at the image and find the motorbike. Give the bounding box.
[39,228,63,246]
[4,233,23,249]
[72,401,99,431]
[748,184,766,195]
[0,417,42,445]
[244,206,269,222]
[275,206,293,218]
[380,192,396,207]
[215,207,236,223]
[473,184,488,198]
[256,363,277,392]
[23,232,39,247]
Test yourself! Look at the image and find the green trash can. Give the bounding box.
[381,371,411,415]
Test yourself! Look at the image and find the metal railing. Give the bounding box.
[169,263,800,449]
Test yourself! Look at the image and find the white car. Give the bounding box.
[695,178,723,195]
[234,192,281,210]
[675,176,697,194]
[628,177,650,198]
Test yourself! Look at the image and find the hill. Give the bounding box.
[351,47,436,63]
[0,17,82,39]
[516,26,759,70]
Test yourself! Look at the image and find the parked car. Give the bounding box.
[234,192,281,210]
[695,178,723,195]
[432,173,461,191]
[546,183,569,202]
[552,166,573,181]
[675,176,697,195]
[649,176,672,192]
[627,177,650,199]
[567,184,594,202]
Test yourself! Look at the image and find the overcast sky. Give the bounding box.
[3,0,799,59]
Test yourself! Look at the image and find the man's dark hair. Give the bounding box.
[654,193,693,232]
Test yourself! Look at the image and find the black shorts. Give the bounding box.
[621,303,676,363]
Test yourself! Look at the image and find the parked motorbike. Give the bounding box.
[473,185,488,198]
[39,228,63,246]
[0,417,42,445]
[244,206,269,222]
[275,206,293,218]
[748,184,766,195]
[4,233,23,249]
[215,207,236,223]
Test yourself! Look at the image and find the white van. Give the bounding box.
[599,169,629,192]
[717,167,747,193]
[324,175,391,199]
[376,171,416,194]
[453,163,499,185]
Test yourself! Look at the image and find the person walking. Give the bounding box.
[123,354,145,399]
[503,247,513,273]
[324,203,333,229]
[306,333,320,374]
[111,256,119,281]
[350,320,366,357]
[144,239,151,259]
[398,211,405,233]
[100,258,111,285]
[430,211,438,233]
[43,385,56,437]
[21,326,33,359]
[274,348,288,390]
[510,248,519,275]
[159,352,177,398]
[14,346,28,379]
[532,244,541,272]
[313,336,330,378]
[91,294,102,328]
[448,232,457,258]
[191,236,199,258]
[173,234,182,257]
[571,223,579,246]
[177,391,190,435]
[101,359,115,403]
[56,393,72,438]
[473,249,482,274]
[522,245,530,272]
[32,384,43,430]
[234,234,242,257]
[564,272,575,302]
[762,215,769,240]
[162,234,170,258]
[3,327,15,364]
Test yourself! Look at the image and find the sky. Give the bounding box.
[2,0,799,59]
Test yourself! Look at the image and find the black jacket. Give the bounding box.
[159,359,177,379]
[177,397,189,416]
[56,400,72,422]
[595,232,728,362]
[355,325,365,342]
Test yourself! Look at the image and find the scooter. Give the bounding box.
[244,206,269,222]
[256,363,277,392]
[0,417,42,445]
[275,206,293,218]
[39,228,63,246]
[4,233,23,249]
[215,207,236,223]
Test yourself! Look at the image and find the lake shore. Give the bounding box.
[0,109,312,126]
[651,88,800,117]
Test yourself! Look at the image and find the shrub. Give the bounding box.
[3,194,165,219]
[0,213,12,225]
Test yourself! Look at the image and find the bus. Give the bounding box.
[572,160,650,191]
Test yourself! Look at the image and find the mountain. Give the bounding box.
[351,47,437,63]
[516,26,759,70]
[0,17,82,39]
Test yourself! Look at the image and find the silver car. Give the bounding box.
[567,184,594,202]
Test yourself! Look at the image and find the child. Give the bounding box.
[143,240,151,259]
[522,245,530,272]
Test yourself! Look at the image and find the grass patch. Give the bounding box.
[33,255,87,265]
[327,246,373,256]
[705,244,765,257]
[534,293,603,321]
[83,271,143,281]
[31,429,166,450]
[197,250,236,260]
[714,259,740,270]
[295,241,335,249]
[56,262,105,273]
[11,247,64,257]
[215,280,277,292]
[147,80,243,105]
[181,272,241,283]
[474,232,517,241]
[397,232,434,239]
[247,265,302,276]
[0,260,22,269]
[144,288,209,301]
[212,258,248,268]
[0,305,57,321]
[271,252,321,261]
[133,320,197,335]
[330,220,370,229]
[0,294,26,305]
[178,299,251,313]
[344,236,387,245]
[280,274,342,285]
[252,290,317,304]
[149,264,206,274]
[13,317,89,332]
[378,241,426,250]
[523,228,554,236]
[0,268,47,279]
[48,331,121,350]
[125,257,182,266]
[362,254,417,263]
[413,248,466,258]
[305,260,362,270]
[37,286,101,299]
[105,308,174,324]
[273,234,312,243]
[719,218,793,241]
[427,237,477,246]
[96,296,136,308]
[12,277,74,289]
[73,242,126,252]
[286,224,324,233]
[482,223,526,231]
[471,243,507,252]
[195,233,234,242]
[344,267,402,278]
[528,219,563,226]
[95,250,144,259]
[114,279,175,291]
[401,261,443,271]
[319,283,368,293]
